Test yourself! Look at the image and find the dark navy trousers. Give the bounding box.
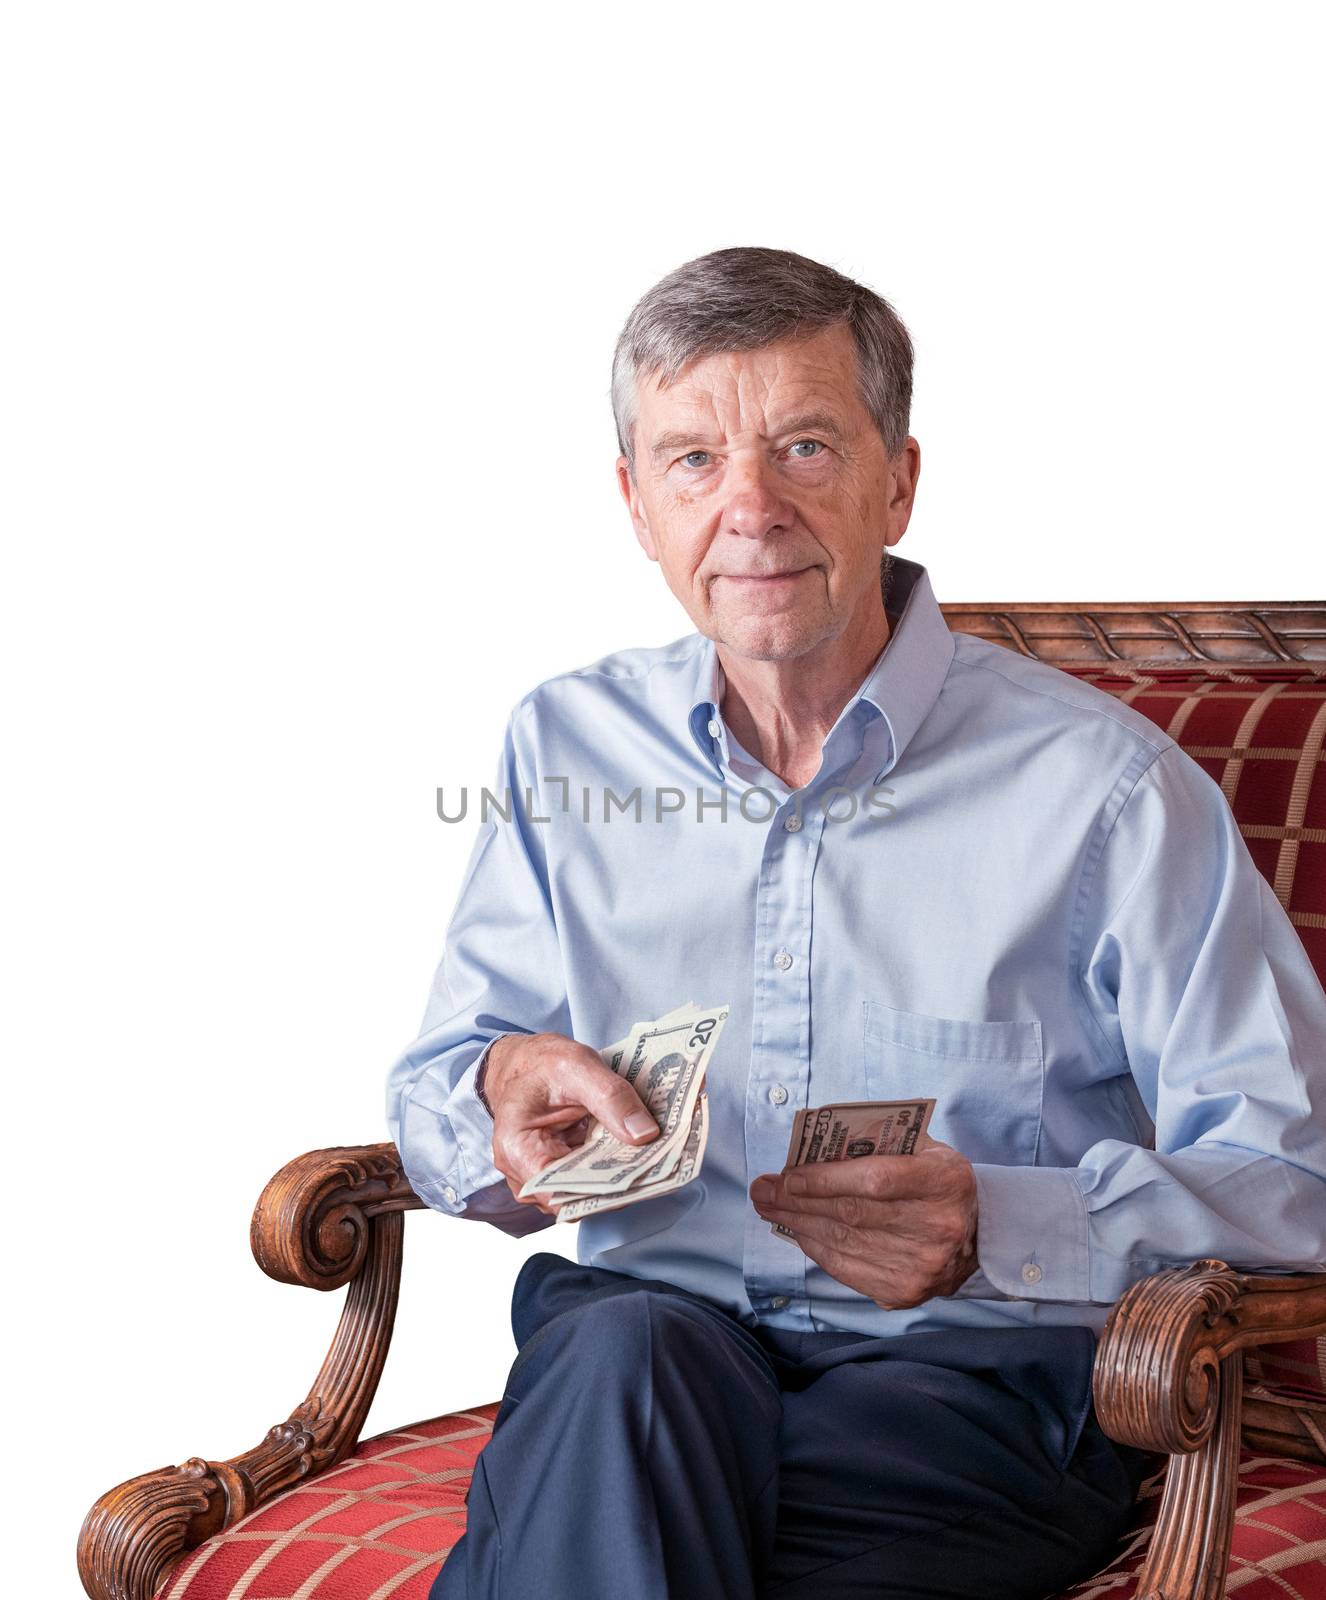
[430,1252,1154,1600]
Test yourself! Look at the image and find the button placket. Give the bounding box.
[743,799,823,1316]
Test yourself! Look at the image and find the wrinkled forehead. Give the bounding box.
[637,324,865,442]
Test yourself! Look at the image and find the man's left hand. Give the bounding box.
[749,1139,980,1310]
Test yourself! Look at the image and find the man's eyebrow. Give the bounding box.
[648,411,849,462]
[771,411,849,443]
[649,429,714,462]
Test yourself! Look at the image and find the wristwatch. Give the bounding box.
[476,1043,497,1119]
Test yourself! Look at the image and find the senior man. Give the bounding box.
[387,246,1326,1600]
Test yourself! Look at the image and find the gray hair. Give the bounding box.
[611,246,914,479]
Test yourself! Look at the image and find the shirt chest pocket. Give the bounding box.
[862,1001,1044,1167]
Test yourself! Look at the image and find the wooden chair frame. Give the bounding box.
[79,598,1326,1600]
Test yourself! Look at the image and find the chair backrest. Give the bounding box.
[941,597,1326,973]
[940,595,1326,1419]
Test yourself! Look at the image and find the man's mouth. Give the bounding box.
[720,567,813,586]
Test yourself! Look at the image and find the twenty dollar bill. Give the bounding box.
[519,1000,729,1221]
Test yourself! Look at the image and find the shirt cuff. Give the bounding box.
[445,1036,512,1196]
[947,1259,1017,1301]
[969,1164,1092,1301]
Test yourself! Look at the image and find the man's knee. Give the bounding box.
[510,1282,769,1416]
[529,1283,715,1368]
[500,1288,698,1438]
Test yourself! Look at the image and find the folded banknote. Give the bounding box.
[770,1097,936,1239]
[518,1000,729,1222]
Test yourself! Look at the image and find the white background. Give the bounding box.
[4,3,1324,1593]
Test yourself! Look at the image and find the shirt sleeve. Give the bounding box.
[385,701,563,1237]
[971,739,1326,1303]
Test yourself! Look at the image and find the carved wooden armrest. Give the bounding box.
[1091,1258,1326,1600]
[78,1143,425,1600]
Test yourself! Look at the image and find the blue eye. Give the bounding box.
[789,439,823,458]
[682,451,710,469]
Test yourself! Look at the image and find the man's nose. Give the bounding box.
[720,454,796,539]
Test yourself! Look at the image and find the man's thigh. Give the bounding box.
[465,1259,1143,1600]
[761,1325,1146,1600]
[432,1254,786,1600]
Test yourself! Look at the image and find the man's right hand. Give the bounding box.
[480,1032,660,1216]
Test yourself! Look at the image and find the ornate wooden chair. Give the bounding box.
[80,598,1326,1600]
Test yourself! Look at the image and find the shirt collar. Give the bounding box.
[686,555,955,785]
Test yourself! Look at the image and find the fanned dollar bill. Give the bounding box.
[770,1098,935,1240]
[518,1000,729,1221]
[557,1092,711,1222]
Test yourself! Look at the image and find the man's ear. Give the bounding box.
[616,455,659,561]
[884,437,921,547]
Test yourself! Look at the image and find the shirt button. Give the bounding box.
[768,1083,788,1105]
[783,814,803,833]
[442,1185,459,1206]
[770,1295,790,1309]
[773,948,793,971]
[1021,1262,1043,1285]
[707,718,721,738]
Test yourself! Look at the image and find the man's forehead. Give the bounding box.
[639,329,861,442]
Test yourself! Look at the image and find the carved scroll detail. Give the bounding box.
[1093,1260,1326,1600]
[1095,1260,1244,1454]
[251,1140,424,1291]
[78,1145,420,1600]
[1133,1355,1243,1600]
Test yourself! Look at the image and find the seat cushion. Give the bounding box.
[1059,1453,1326,1598]
[154,1405,500,1600]
[154,1406,1325,1599]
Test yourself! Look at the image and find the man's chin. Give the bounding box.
[714,609,829,663]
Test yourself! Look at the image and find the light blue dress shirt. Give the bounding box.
[386,556,1326,1338]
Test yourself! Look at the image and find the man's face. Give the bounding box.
[617,323,919,662]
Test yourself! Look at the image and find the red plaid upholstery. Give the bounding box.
[151,1412,1326,1600]
[154,1407,500,1600]
[1062,665,1326,979]
[152,662,1326,1599]
[1059,1455,1326,1598]
[1246,1337,1326,1408]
